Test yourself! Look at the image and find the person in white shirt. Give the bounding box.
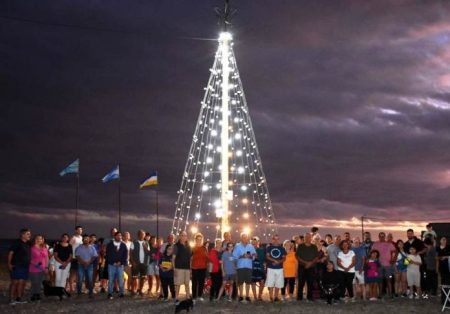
[337,240,356,301]
[406,246,422,299]
[68,226,83,293]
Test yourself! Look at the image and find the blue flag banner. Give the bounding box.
[59,159,79,176]
[102,165,120,183]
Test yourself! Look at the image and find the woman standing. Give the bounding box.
[29,235,49,301]
[337,240,356,301]
[281,240,297,301]
[191,233,208,301]
[437,237,450,304]
[208,239,222,301]
[54,233,73,289]
[394,240,408,297]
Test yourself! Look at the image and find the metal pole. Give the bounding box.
[118,164,122,231]
[156,185,159,240]
[361,215,364,239]
[75,173,79,227]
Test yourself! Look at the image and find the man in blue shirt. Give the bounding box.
[352,237,366,300]
[75,234,98,297]
[265,234,286,302]
[232,233,256,303]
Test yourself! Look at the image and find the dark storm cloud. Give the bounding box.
[1,0,450,238]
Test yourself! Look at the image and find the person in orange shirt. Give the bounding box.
[282,240,297,301]
[191,233,208,301]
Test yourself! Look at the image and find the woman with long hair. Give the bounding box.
[191,233,208,301]
[54,233,72,290]
[394,239,408,297]
[29,235,48,301]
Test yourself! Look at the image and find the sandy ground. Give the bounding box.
[0,276,444,313]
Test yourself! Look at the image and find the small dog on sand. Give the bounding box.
[43,280,71,301]
[175,298,194,313]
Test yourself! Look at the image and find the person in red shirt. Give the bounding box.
[191,233,208,301]
[208,239,222,301]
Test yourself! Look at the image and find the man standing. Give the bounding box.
[362,232,374,257]
[172,231,192,304]
[130,230,150,296]
[160,234,175,255]
[403,229,426,292]
[69,226,83,293]
[352,237,366,300]
[106,231,128,299]
[326,235,341,270]
[8,228,31,305]
[372,232,396,297]
[75,234,98,297]
[296,233,318,301]
[233,232,256,303]
[265,234,286,302]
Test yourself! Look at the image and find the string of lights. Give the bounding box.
[172,31,276,241]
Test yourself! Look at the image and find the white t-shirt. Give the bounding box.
[407,254,421,272]
[70,235,83,256]
[137,240,145,263]
[337,250,355,272]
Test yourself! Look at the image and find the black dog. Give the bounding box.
[175,298,194,313]
[43,280,71,301]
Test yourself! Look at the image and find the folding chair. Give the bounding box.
[442,285,450,312]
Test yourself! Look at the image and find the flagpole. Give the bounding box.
[75,172,79,227]
[118,163,122,231]
[156,181,159,240]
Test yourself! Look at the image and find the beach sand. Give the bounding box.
[0,272,443,313]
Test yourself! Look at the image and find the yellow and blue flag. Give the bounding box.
[59,159,79,176]
[102,165,120,183]
[140,171,158,189]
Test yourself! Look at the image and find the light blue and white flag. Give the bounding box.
[102,165,120,183]
[59,159,79,176]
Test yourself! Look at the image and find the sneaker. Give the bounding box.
[174,299,180,305]
[408,294,413,300]
[163,298,169,302]
[227,297,232,302]
[107,294,113,300]
[369,297,377,301]
[15,298,27,304]
[198,297,205,302]
[422,294,429,299]
[9,299,16,305]
[245,297,251,303]
[238,297,244,302]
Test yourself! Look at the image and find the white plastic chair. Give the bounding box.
[442,285,450,312]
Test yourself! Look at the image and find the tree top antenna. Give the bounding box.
[214,0,237,32]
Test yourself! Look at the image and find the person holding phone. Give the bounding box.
[232,232,256,303]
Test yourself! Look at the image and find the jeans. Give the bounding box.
[108,264,124,295]
[161,276,175,299]
[192,268,206,299]
[339,271,355,298]
[297,265,314,300]
[281,277,295,296]
[209,272,222,300]
[77,264,93,295]
[30,272,45,295]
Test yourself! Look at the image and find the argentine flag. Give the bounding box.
[102,165,120,183]
[140,171,158,189]
[59,159,79,176]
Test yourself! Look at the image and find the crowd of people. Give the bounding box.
[7,223,450,307]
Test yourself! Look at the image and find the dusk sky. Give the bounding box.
[2,0,450,240]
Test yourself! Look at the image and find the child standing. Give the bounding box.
[217,242,236,301]
[281,240,297,301]
[159,245,175,301]
[406,246,422,299]
[365,250,381,301]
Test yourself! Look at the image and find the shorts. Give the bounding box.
[237,268,252,285]
[380,265,394,279]
[174,268,190,286]
[265,268,284,288]
[252,268,266,282]
[407,270,420,287]
[353,271,365,284]
[132,263,148,278]
[147,262,159,276]
[71,259,78,271]
[10,266,29,280]
[224,274,236,282]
